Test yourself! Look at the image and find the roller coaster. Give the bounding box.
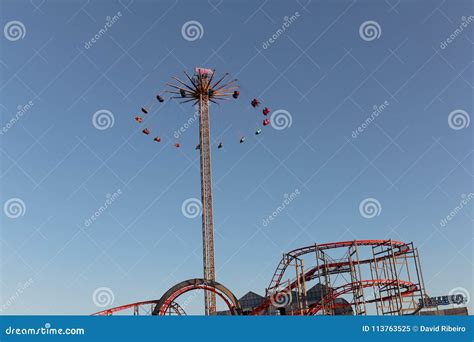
[92,239,427,316]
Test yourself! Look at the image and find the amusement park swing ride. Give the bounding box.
[93,67,429,317]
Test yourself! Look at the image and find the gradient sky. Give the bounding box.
[0,0,472,315]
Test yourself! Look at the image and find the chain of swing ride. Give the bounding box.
[133,71,272,149]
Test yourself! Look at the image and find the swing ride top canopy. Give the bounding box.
[166,67,239,105]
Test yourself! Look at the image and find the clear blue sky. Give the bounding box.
[0,0,472,315]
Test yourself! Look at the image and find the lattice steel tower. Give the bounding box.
[167,68,238,315]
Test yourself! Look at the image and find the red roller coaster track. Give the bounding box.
[92,300,159,316]
[267,240,405,292]
[92,300,186,316]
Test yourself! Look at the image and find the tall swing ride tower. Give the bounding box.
[167,68,239,315]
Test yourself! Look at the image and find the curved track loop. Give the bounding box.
[152,278,242,316]
[306,279,418,315]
